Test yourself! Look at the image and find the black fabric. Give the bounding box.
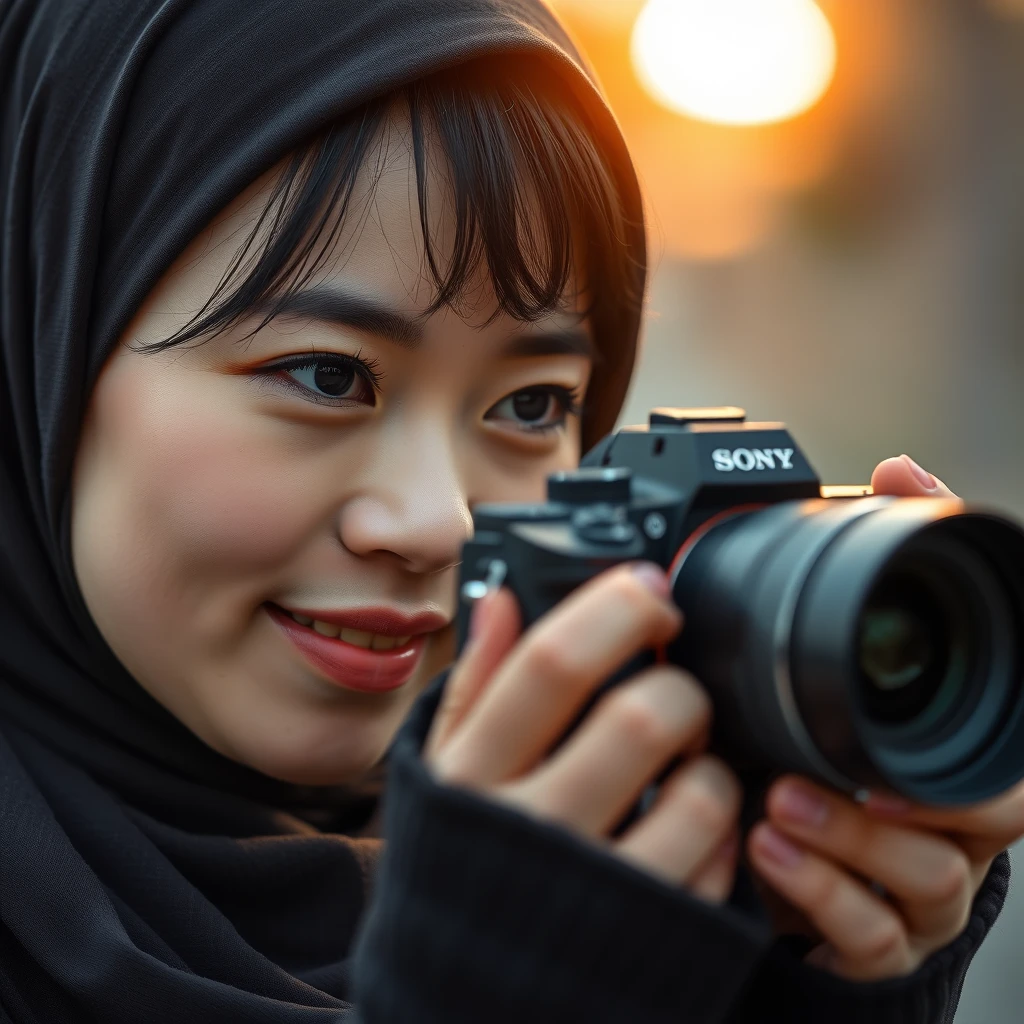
[0,0,644,1020]
[353,669,1011,1024]
[726,854,1010,1023]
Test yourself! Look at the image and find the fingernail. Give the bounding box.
[756,825,805,868]
[776,782,829,826]
[631,561,669,597]
[864,792,911,816]
[901,454,936,490]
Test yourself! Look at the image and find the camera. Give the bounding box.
[455,407,1024,805]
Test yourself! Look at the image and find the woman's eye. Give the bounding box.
[486,385,581,433]
[253,352,382,406]
[285,359,363,400]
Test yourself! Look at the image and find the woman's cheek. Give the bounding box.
[151,426,324,583]
[74,362,331,652]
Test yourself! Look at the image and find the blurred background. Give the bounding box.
[546,0,1024,1019]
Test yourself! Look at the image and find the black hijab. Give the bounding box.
[0,0,645,1019]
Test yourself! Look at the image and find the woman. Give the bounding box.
[0,1,1018,1021]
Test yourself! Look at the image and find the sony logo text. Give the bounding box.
[712,447,795,472]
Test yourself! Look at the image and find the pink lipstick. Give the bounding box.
[265,603,443,693]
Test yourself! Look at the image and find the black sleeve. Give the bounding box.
[349,671,770,1024]
[723,852,1010,1024]
[349,671,1009,1024]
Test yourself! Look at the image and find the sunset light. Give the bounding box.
[630,0,837,126]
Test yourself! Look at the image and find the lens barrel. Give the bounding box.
[668,497,1024,804]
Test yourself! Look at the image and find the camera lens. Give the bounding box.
[669,497,1024,805]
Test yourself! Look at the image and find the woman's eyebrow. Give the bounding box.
[501,330,594,361]
[254,287,422,347]
[253,286,594,360]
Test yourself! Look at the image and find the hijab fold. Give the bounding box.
[0,0,645,1018]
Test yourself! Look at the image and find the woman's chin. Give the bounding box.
[220,723,394,787]
[156,619,452,786]
[189,669,403,785]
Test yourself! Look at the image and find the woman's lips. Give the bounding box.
[265,603,427,693]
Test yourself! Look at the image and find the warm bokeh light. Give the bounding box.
[630,0,837,126]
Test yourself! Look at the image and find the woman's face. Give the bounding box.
[71,113,593,785]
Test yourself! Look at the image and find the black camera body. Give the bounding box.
[455,407,1024,805]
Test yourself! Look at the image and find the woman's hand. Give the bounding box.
[748,774,1024,981]
[425,562,742,902]
[748,454,1024,980]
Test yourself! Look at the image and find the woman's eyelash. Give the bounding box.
[251,350,384,401]
[537,384,582,419]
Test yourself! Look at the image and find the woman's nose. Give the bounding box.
[335,428,473,575]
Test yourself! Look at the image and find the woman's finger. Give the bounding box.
[863,779,1024,864]
[764,777,973,942]
[497,666,710,835]
[688,831,740,904]
[870,455,958,499]
[433,562,682,787]
[424,588,521,759]
[748,823,916,980]
[614,754,741,888]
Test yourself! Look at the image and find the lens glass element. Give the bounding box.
[856,568,971,726]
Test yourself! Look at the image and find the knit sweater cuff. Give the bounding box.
[731,849,1010,1024]
[352,674,770,1024]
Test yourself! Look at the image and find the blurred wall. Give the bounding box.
[551,1,1024,1019]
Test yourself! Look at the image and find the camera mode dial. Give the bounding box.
[571,504,638,546]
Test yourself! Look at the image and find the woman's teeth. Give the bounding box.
[285,610,411,650]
